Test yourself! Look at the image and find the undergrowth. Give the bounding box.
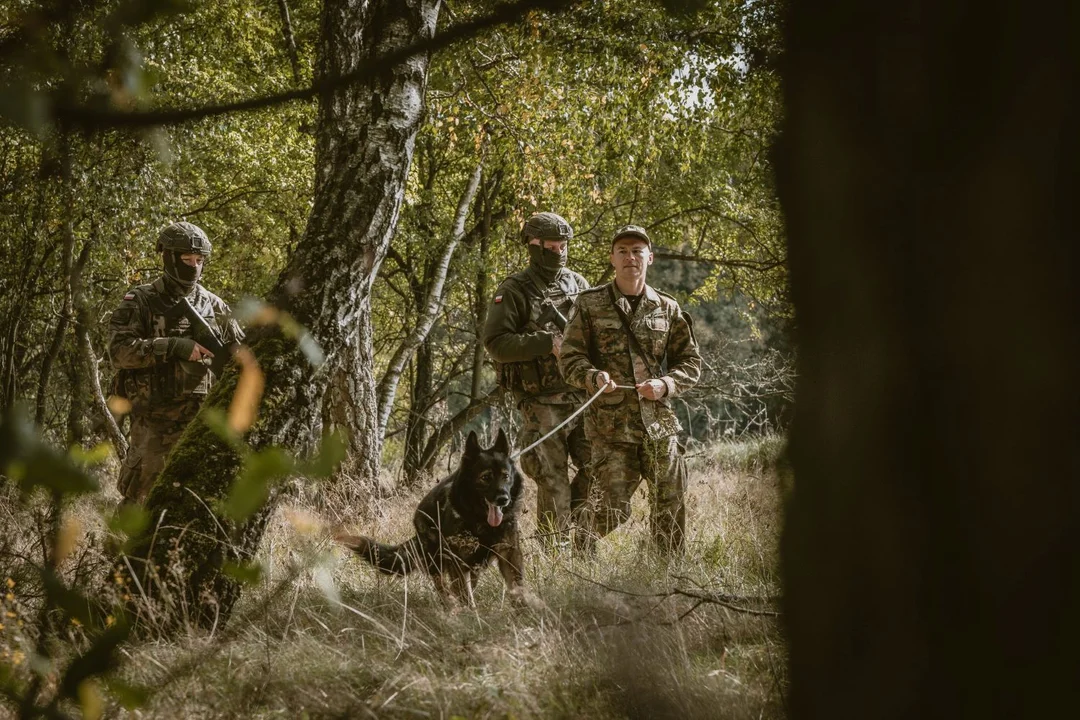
[1,435,788,719]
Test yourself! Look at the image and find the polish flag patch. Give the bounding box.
[494,295,503,303]
[124,293,135,300]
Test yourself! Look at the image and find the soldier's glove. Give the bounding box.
[167,337,198,361]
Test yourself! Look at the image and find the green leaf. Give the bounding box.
[104,677,151,709]
[302,430,347,479]
[19,447,100,496]
[0,82,49,136]
[201,407,241,447]
[70,442,114,467]
[42,569,97,628]
[223,447,294,521]
[222,560,264,585]
[107,505,149,538]
[60,621,131,699]
[2,405,98,496]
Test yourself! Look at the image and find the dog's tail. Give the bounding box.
[334,533,421,576]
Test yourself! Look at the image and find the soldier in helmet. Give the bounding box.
[108,221,243,505]
[483,211,593,549]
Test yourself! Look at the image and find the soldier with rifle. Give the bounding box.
[483,212,593,549]
[108,221,243,504]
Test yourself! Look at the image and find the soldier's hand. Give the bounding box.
[167,337,214,363]
[636,379,666,400]
[550,332,562,358]
[189,343,214,363]
[168,337,196,361]
[595,371,617,393]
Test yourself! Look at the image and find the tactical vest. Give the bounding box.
[496,269,583,397]
[116,284,222,407]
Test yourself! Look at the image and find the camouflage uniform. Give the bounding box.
[559,275,701,553]
[108,223,242,504]
[483,212,592,545]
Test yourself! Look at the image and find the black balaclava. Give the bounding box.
[163,251,203,296]
[528,241,567,282]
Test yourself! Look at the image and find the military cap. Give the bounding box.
[522,212,574,242]
[611,224,651,249]
[156,221,212,258]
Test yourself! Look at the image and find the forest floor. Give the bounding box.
[4,435,789,719]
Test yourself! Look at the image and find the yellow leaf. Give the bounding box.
[78,680,103,720]
[247,305,280,326]
[227,347,264,433]
[54,517,81,564]
[284,507,321,535]
[107,395,132,416]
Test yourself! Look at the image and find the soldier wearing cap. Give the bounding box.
[559,225,701,554]
[108,221,243,505]
[483,211,593,548]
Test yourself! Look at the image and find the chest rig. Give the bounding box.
[126,286,220,407]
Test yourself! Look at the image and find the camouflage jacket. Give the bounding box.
[483,266,589,403]
[559,281,701,442]
[108,278,243,411]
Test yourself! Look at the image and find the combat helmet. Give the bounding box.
[521,212,573,242]
[156,221,212,259]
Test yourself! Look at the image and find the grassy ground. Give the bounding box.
[3,435,788,719]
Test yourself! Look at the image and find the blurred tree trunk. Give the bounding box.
[126,0,441,628]
[778,1,1080,718]
[403,341,433,485]
[469,172,498,400]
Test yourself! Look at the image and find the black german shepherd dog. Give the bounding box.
[336,429,528,608]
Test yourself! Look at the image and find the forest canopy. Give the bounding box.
[0,0,788,462]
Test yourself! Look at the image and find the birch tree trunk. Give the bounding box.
[375,162,481,436]
[126,0,441,628]
[778,1,1080,717]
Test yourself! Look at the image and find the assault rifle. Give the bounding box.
[178,297,238,376]
[536,296,571,332]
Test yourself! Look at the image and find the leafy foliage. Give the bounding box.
[0,0,789,713]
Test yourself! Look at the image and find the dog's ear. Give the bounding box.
[493,427,509,454]
[464,429,480,457]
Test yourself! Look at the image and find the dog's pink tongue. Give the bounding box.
[487,502,504,527]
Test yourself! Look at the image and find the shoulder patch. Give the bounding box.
[494,295,503,304]
[124,292,135,300]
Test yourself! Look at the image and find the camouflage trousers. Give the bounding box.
[582,435,687,554]
[117,398,202,505]
[517,398,592,546]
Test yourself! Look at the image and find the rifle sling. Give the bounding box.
[607,285,663,379]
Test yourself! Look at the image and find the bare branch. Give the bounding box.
[51,0,574,131]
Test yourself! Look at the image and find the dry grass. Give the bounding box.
[113,436,787,719]
[1,436,788,719]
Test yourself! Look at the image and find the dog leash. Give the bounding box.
[509,383,638,460]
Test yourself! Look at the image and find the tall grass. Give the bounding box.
[2,435,788,718]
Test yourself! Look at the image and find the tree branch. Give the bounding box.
[52,0,573,131]
[376,162,483,436]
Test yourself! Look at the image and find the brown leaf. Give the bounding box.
[106,395,132,416]
[227,347,265,433]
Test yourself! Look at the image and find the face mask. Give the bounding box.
[528,242,567,272]
[163,252,203,293]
